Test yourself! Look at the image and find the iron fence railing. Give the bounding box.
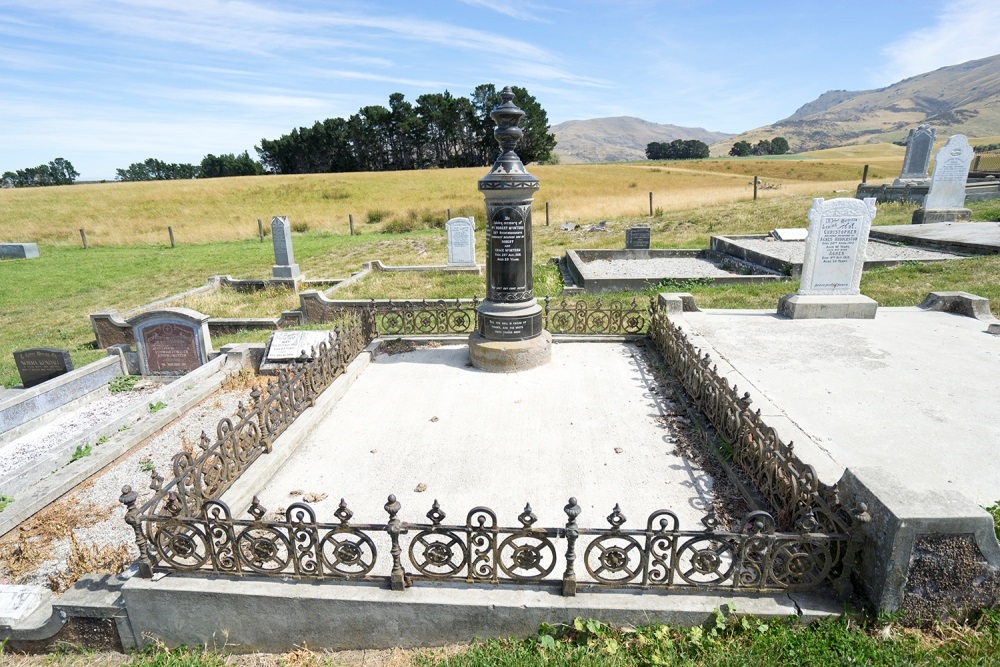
[121,492,851,595]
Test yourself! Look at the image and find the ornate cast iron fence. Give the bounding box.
[648,308,854,535]
[360,297,654,337]
[121,492,851,595]
[126,310,376,552]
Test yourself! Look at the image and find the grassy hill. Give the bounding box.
[712,54,1000,155]
[552,116,733,163]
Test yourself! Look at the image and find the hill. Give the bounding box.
[551,116,733,163]
[711,54,1000,155]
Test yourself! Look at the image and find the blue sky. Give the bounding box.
[2,0,1000,180]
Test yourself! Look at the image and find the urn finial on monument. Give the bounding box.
[469,86,551,372]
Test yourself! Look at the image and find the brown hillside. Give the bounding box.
[552,116,733,163]
[710,54,1000,155]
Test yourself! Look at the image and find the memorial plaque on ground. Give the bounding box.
[625,226,651,249]
[0,585,45,626]
[446,217,476,266]
[13,348,73,388]
[896,124,936,183]
[924,135,974,211]
[265,331,335,362]
[771,228,808,242]
[129,308,212,376]
[799,197,877,295]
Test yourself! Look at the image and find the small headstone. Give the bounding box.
[0,243,39,260]
[770,228,808,242]
[778,197,879,319]
[446,217,476,266]
[129,308,212,376]
[271,216,301,281]
[0,585,45,626]
[13,348,73,389]
[265,331,335,362]
[895,124,936,183]
[625,226,651,249]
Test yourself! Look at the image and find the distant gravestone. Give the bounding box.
[0,243,39,260]
[625,226,651,250]
[129,308,212,376]
[913,135,974,224]
[271,216,301,282]
[778,197,878,319]
[13,348,73,388]
[895,124,936,184]
[771,228,808,242]
[446,217,476,266]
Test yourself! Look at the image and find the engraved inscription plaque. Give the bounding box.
[144,323,199,372]
[13,348,73,388]
[486,205,533,302]
[625,227,651,249]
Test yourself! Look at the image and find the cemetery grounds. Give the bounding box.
[3,147,1000,664]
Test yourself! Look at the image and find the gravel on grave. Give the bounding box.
[722,238,967,264]
[576,256,739,279]
[0,384,159,482]
[0,387,248,588]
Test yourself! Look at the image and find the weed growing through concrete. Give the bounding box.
[148,401,167,413]
[70,443,92,462]
[985,501,1000,541]
[0,495,13,512]
[108,374,139,393]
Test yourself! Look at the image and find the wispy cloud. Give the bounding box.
[877,0,1000,84]
[457,0,552,22]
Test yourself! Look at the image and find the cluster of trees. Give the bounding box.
[115,152,263,181]
[1,158,79,187]
[256,85,556,174]
[974,142,1000,153]
[645,139,710,160]
[729,137,790,157]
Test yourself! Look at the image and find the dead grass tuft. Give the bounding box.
[222,368,270,392]
[47,533,132,593]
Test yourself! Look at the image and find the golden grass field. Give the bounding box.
[0,149,900,247]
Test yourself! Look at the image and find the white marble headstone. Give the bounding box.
[799,197,877,296]
[446,217,476,266]
[265,331,335,362]
[0,585,45,626]
[924,135,973,211]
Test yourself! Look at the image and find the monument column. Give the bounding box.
[468,87,552,372]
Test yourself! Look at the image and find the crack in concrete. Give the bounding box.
[786,593,803,617]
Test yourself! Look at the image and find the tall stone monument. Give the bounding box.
[468,87,551,372]
[778,197,879,319]
[912,134,974,224]
[271,215,301,284]
[894,124,936,184]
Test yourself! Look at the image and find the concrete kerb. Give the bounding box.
[0,351,249,538]
[221,340,381,515]
[120,572,843,652]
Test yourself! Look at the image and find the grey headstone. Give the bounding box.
[924,135,974,211]
[799,197,877,295]
[896,124,936,183]
[0,243,39,260]
[271,216,301,281]
[446,217,476,266]
[265,331,335,362]
[625,226,651,249]
[128,308,212,376]
[13,348,73,389]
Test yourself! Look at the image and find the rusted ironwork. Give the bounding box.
[544,296,653,335]
[372,299,480,336]
[131,309,375,527]
[127,494,849,594]
[648,307,851,534]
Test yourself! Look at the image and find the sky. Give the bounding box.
[2,0,1000,181]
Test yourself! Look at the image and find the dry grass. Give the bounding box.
[47,534,131,593]
[0,150,905,247]
[170,286,300,318]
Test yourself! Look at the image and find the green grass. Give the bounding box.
[0,495,12,512]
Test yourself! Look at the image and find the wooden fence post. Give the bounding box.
[649,192,654,216]
[753,176,759,200]
[545,201,550,226]
[258,218,264,242]
[349,214,355,236]
[862,164,869,184]
[168,226,175,248]
[79,228,88,249]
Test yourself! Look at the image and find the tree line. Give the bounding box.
[645,139,710,160]
[256,85,555,174]
[114,152,263,181]
[1,158,79,187]
[729,137,789,156]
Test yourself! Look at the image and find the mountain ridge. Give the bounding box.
[551,116,733,163]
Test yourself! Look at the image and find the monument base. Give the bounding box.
[778,294,878,320]
[912,208,972,225]
[468,330,552,373]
